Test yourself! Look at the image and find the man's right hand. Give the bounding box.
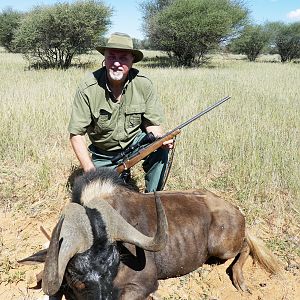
[69,134,95,172]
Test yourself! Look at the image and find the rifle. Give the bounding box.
[115,95,231,174]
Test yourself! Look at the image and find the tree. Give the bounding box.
[132,38,142,49]
[140,38,151,50]
[228,25,270,61]
[13,0,112,69]
[0,8,23,52]
[140,0,248,66]
[262,22,283,55]
[274,22,300,62]
[140,0,173,33]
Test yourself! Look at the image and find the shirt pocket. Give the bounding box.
[92,108,112,133]
[125,104,145,128]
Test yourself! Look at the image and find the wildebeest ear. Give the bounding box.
[18,248,48,265]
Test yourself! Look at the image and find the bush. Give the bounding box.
[275,22,300,62]
[0,8,23,52]
[14,0,112,69]
[141,0,248,66]
[228,25,270,61]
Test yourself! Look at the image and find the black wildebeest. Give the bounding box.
[19,168,281,299]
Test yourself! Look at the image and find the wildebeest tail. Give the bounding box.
[246,230,282,274]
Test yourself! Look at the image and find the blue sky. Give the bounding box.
[1,0,300,39]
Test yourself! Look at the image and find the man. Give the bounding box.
[68,32,173,192]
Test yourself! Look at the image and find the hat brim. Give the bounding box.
[96,46,144,63]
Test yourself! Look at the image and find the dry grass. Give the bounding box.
[0,49,299,290]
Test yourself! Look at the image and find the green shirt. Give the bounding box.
[68,67,164,151]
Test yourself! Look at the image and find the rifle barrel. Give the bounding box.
[161,95,231,139]
[178,95,230,130]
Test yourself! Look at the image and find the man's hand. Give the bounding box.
[145,125,174,149]
[162,139,174,149]
[70,134,96,172]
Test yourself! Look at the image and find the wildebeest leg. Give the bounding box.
[231,239,250,291]
[207,210,245,260]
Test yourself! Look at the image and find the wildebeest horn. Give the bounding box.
[42,203,94,295]
[87,192,168,251]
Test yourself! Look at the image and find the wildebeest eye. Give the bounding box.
[73,280,86,290]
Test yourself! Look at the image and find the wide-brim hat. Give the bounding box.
[96,32,144,63]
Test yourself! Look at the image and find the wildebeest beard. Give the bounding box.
[59,207,121,300]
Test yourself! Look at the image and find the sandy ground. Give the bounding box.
[0,207,299,300]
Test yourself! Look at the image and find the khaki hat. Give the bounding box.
[96,32,143,63]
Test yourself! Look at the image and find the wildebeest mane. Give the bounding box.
[71,168,131,205]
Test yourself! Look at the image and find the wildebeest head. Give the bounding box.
[19,192,168,299]
[51,205,120,299]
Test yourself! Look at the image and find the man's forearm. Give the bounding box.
[145,125,164,137]
[70,134,95,172]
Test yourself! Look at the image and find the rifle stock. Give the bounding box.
[115,129,181,174]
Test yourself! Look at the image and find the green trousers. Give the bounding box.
[88,133,169,192]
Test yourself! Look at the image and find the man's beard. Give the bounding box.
[108,69,124,81]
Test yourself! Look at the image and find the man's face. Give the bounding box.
[104,49,134,82]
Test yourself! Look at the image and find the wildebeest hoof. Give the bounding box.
[233,273,247,292]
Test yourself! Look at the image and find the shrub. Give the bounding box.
[0,8,23,52]
[141,0,248,66]
[14,0,112,69]
[228,25,270,61]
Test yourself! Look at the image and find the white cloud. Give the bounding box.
[287,8,300,20]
